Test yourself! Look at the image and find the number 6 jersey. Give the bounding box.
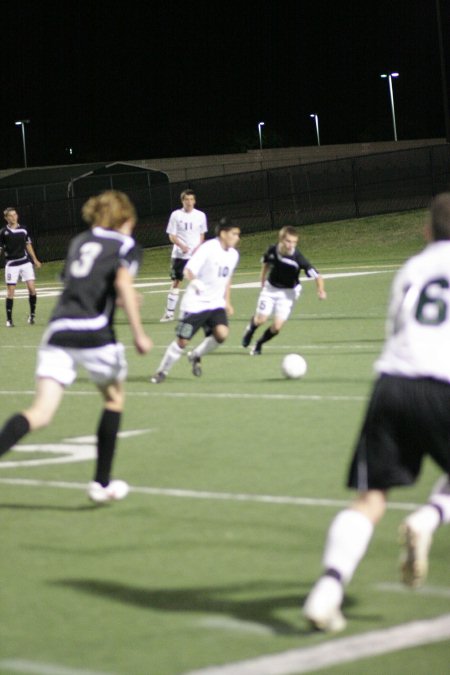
[376,240,450,382]
[42,226,141,349]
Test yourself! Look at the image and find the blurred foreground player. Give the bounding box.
[303,192,450,631]
[0,191,152,503]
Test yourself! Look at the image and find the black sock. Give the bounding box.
[0,413,30,458]
[6,298,13,322]
[29,294,37,316]
[94,409,121,486]
[256,327,278,347]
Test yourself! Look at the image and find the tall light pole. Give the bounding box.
[309,114,320,146]
[258,121,265,150]
[15,119,30,167]
[380,72,399,141]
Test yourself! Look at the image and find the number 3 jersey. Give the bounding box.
[43,226,141,349]
[376,240,450,382]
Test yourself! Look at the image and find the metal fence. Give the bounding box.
[2,144,449,262]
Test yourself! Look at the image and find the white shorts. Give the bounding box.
[255,281,301,321]
[36,343,127,387]
[5,261,35,285]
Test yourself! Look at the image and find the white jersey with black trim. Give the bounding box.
[166,208,208,260]
[180,238,239,313]
[376,240,450,382]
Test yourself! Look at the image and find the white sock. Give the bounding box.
[157,340,184,374]
[191,336,220,358]
[428,475,450,525]
[166,289,179,314]
[322,509,374,584]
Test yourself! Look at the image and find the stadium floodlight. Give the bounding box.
[15,119,30,167]
[258,121,265,150]
[309,114,321,146]
[380,72,399,141]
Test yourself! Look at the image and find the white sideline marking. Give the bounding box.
[0,390,366,402]
[0,269,391,300]
[0,660,114,675]
[183,614,450,675]
[0,478,421,512]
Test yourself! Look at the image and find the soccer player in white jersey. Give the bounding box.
[303,192,450,632]
[160,189,208,321]
[0,207,42,326]
[151,217,240,383]
[242,226,326,355]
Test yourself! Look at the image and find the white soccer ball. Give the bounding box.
[281,353,307,379]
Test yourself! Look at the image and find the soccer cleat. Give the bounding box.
[188,351,202,377]
[241,326,253,348]
[6,320,14,327]
[302,576,346,633]
[159,312,174,322]
[250,344,262,355]
[28,315,35,325]
[399,520,433,588]
[150,371,167,384]
[88,479,129,504]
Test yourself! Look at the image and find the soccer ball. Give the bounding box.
[281,353,307,379]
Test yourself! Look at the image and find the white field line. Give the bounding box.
[0,478,421,512]
[0,268,391,300]
[0,660,114,675]
[0,389,366,402]
[183,614,450,675]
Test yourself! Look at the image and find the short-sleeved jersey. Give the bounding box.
[166,208,208,260]
[42,226,141,349]
[376,240,450,383]
[262,244,319,289]
[180,238,239,313]
[0,225,32,265]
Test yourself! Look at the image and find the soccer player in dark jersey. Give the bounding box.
[0,207,42,326]
[0,191,152,503]
[303,193,450,632]
[241,226,326,354]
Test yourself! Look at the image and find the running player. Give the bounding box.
[0,191,152,503]
[241,226,326,355]
[303,192,450,632]
[151,217,240,383]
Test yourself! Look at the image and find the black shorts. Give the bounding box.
[170,258,188,281]
[175,308,228,341]
[347,374,450,491]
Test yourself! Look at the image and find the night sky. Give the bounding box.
[2,0,449,169]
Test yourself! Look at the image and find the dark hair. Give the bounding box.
[215,216,239,235]
[430,192,450,241]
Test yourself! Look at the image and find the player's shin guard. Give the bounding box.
[192,335,221,357]
[29,293,37,317]
[256,326,278,348]
[166,288,179,314]
[6,298,13,322]
[322,509,374,584]
[157,340,185,374]
[94,409,121,486]
[0,413,30,458]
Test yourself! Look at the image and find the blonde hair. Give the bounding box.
[81,191,136,230]
[278,225,298,241]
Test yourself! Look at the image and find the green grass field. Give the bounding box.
[1,210,449,675]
